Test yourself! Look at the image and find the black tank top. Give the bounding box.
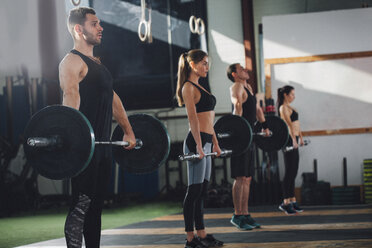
[241,87,256,127]
[71,49,113,141]
[186,81,216,113]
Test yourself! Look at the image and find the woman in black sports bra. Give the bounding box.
[176,49,223,248]
[277,85,305,215]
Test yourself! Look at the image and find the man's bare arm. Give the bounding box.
[59,54,84,110]
[113,92,133,133]
[256,105,266,123]
[112,91,136,149]
[230,85,243,116]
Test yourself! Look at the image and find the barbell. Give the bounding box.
[214,114,289,154]
[178,114,290,161]
[23,105,170,180]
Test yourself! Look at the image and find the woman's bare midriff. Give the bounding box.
[197,111,215,134]
[290,120,301,136]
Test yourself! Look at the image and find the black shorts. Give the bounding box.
[230,144,255,178]
[71,146,112,199]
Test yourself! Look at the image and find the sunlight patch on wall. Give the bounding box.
[210,30,245,65]
[273,58,372,104]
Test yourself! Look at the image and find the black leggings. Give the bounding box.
[65,147,112,248]
[183,180,209,232]
[282,137,299,199]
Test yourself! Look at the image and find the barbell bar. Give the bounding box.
[27,137,144,149]
[284,139,311,152]
[217,130,272,139]
[178,149,233,161]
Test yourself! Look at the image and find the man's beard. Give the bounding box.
[82,28,101,46]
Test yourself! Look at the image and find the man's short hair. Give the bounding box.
[227,63,239,82]
[67,7,96,36]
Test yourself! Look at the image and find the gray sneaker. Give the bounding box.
[230,214,254,230]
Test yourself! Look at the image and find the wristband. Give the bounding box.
[261,121,268,129]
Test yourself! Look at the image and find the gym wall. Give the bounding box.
[262,7,372,187]
[0,1,42,82]
[252,0,372,90]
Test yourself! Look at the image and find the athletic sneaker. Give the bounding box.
[279,203,297,215]
[230,214,254,230]
[291,202,304,212]
[244,214,261,228]
[185,236,208,248]
[199,234,224,247]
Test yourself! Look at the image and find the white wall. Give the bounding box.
[263,8,372,58]
[271,58,372,130]
[0,0,41,94]
[263,8,372,187]
[207,0,245,113]
[253,0,372,91]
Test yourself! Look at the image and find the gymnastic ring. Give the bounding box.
[138,20,148,42]
[196,18,205,35]
[146,21,153,43]
[71,0,81,6]
[189,15,197,34]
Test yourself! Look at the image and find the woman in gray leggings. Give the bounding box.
[176,49,224,248]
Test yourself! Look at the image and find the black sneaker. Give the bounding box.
[279,203,297,215]
[200,234,224,247]
[291,202,303,213]
[244,214,261,228]
[185,237,208,248]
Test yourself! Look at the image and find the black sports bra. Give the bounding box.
[290,109,299,122]
[186,81,216,113]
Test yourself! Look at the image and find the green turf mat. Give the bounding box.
[0,201,181,248]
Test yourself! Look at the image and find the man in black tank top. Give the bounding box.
[226,63,270,230]
[59,7,136,248]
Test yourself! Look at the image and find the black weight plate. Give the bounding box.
[23,105,95,180]
[254,115,289,152]
[214,114,252,156]
[112,114,170,174]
